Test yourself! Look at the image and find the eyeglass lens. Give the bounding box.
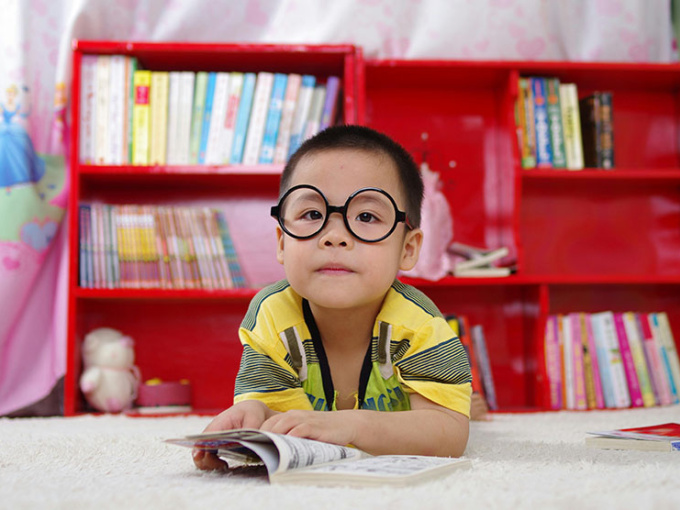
[279,187,398,241]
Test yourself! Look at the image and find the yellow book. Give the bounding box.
[132,70,152,165]
[150,72,169,165]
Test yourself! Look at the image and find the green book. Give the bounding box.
[189,71,208,164]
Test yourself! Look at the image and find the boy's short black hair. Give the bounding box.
[281,125,424,228]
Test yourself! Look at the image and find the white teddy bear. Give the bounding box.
[79,327,141,413]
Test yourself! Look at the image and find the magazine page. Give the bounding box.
[272,455,473,487]
[587,423,680,442]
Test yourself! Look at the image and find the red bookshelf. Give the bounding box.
[361,58,680,411]
[64,41,359,415]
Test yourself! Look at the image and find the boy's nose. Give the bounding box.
[319,213,351,246]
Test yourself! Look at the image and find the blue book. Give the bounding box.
[530,77,553,168]
[198,72,217,164]
[230,72,257,164]
[216,212,247,288]
[259,73,288,164]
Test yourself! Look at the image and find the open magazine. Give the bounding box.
[166,428,472,486]
[585,422,680,452]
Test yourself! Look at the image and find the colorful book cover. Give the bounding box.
[530,77,552,168]
[569,313,587,409]
[230,72,257,164]
[589,312,617,408]
[613,312,643,407]
[131,69,152,165]
[216,212,247,288]
[544,315,562,409]
[288,75,316,158]
[94,55,111,165]
[545,77,566,168]
[559,83,584,170]
[217,72,244,165]
[125,57,138,164]
[259,73,288,164]
[149,71,169,165]
[302,84,327,142]
[243,71,274,166]
[107,55,127,165]
[189,71,209,164]
[583,312,605,409]
[637,313,672,405]
[204,72,230,165]
[198,72,216,164]
[319,75,341,131]
[516,77,536,169]
[622,311,656,407]
[274,73,302,164]
[447,315,484,398]
[599,311,631,408]
[650,313,680,404]
[79,54,98,164]
[598,91,614,169]
[656,312,680,398]
[575,313,597,409]
[559,314,575,409]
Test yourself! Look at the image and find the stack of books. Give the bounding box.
[544,311,680,410]
[515,76,614,170]
[78,204,246,290]
[449,242,513,278]
[78,54,341,166]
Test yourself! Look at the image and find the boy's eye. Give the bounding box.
[301,209,324,221]
[356,211,379,223]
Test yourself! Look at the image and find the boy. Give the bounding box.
[194,125,472,470]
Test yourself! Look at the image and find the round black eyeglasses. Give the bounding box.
[270,184,412,243]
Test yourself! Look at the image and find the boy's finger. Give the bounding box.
[192,449,229,471]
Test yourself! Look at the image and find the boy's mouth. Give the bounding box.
[317,264,353,275]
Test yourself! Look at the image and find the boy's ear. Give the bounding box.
[399,227,423,271]
[276,226,285,265]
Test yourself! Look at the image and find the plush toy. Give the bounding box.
[79,327,140,413]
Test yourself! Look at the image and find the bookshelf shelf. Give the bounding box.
[521,168,680,182]
[74,287,259,301]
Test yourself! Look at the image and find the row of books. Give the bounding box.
[544,311,680,411]
[446,315,497,410]
[78,54,341,167]
[516,76,614,170]
[78,204,246,290]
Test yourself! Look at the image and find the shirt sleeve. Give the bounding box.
[393,316,472,417]
[233,327,313,412]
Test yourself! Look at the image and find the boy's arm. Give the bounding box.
[259,393,469,457]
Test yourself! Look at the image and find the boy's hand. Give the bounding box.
[192,400,274,470]
[259,409,357,447]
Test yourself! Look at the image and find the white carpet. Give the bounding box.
[2,406,680,510]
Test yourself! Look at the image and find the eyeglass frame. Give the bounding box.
[270,184,413,243]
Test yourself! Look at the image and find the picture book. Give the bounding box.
[586,422,680,452]
[166,429,472,486]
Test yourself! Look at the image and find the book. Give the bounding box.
[204,72,230,165]
[79,54,98,164]
[579,93,603,168]
[621,311,656,407]
[243,71,274,165]
[149,71,169,165]
[166,429,472,486]
[288,75,316,157]
[655,312,680,402]
[95,55,111,165]
[613,312,643,407]
[598,91,614,169]
[545,77,566,168]
[273,73,302,164]
[217,72,244,165]
[568,313,588,410]
[586,423,680,452]
[107,55,127,165]
[175,72,195,165]
[165,72,181,164]
[530,77,552,168]
[453,246,509,272]
[559,83,584,170]
[516,77,536,169]
[259,72,288,164]
[447,315,485,397]
[131,69,152,165]
[582,312,605,409]
[318,75,341,131]
[639,312,673,405]
[230,72,257,164]
[470,324,497,409]
[650,313,680,404]
[302,84,327,142]
[544,315,562,409]
[198,72,217,164]
[189,71,209,164]
[453,266,511,278]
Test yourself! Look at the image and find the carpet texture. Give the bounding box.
[2,406,679,509]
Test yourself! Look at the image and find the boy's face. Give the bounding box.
[276,148,423,312]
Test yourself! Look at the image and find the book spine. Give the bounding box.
[243,71,275,166]
[575,313,597,409]
[259,73,288,164]
[601,311,631,408]
[302,84,327,142]
[589,313,616,408]
[125,58,138,164]
[656,312,680,400]
[559,314,574,408]
[578,93,602,168]
[189,71,209,164]
[545,77,566,168]
[149,71,169,165]
[516,77,536,169]
[217,72,244,165]
[530,77,552,168]
[470,324,497,410]
[638,312,672,405]
[108,205,120,288]
[204,72,230,165]
[79,55,98,164]
[131,70,152,165]
[78,204,89,287]
[544,315,562,409]
[651,312,680,404]
[559,83,584,170]
[622,311,656,407]
[613,312,643,407]
[216,212,247,288]
[230,72,257,164]
[583,312,605,408]
[94,55,111,164]
[165,72,181,165]
[598,91,614,169]
[198,72,217,164]
[273,73,302,164]
[569,313,587,409]
[319,75,341,131]
[107,55,126,165]
[176,72,195,165]
[288,75,317,158]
